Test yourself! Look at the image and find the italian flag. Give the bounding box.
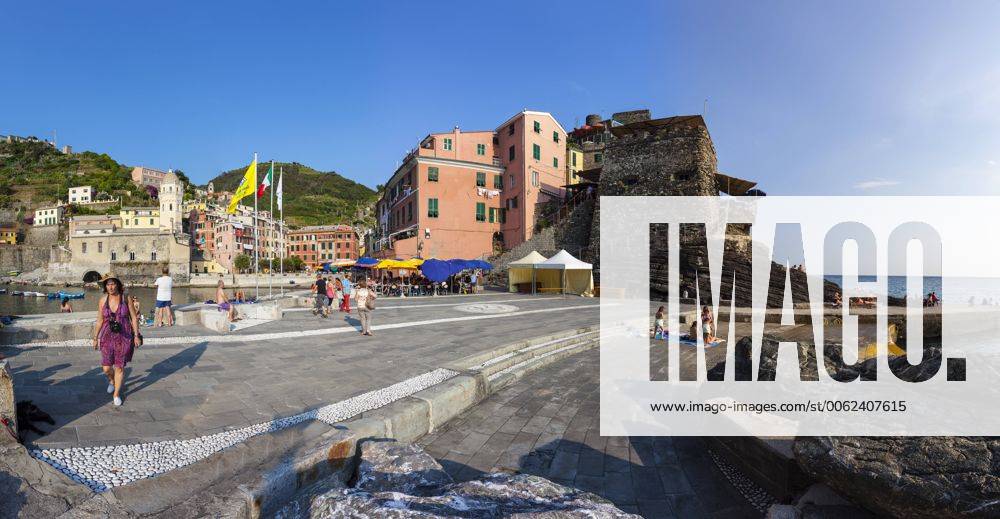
[257,163,273,198]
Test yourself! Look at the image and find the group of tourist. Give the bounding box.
[652,304,720,343]
[311,273,376,336]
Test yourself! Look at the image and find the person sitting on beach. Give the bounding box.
[60,297,73,313]
[216,280,240,322]
[689,305,718,343]
[129,296,145,326]
[653,306,666,338]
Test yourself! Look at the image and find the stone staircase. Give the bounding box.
[446,326,600,390]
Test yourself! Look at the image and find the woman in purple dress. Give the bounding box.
[91,274,142,406]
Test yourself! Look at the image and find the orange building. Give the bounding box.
[287,225,359,270]
[372,111,566,260]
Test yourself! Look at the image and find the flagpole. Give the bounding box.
[279,166,284,295]
[253,152,259,300]
[268,160,274,298]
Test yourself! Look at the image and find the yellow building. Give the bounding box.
[120,207,160,229]
[183,200,207,214]
[566,147,584,185]
[191,258,228,274]
[0,227,18,244]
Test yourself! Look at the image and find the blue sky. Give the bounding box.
[3,1,999,194]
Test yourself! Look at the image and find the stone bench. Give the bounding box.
[174,301,282,333]
[0,313,98,345]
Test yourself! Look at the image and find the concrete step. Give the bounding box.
[446,325,598,372]
[475,333,597,379]
[487,336,600,392]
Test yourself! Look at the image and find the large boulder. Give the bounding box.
[355,440,452,496]
[287,440,639,518]
[794,436,1000,518]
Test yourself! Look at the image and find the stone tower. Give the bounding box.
[586,115,722,278]
[159,170,184,234]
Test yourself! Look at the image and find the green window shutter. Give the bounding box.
[508,145,515,161]
[428,167,439,181]
[499,208,507,224]
[443,138,452,150]
[489,207,495,223]
[476,143,485,155]
[493,174,503,190]
[476,202,485,222]
[533,121,540,133]
[428,198,438,217]
[553,157,558,168]
[572,152,577,166]
[476,171,486,187]
[595,152,603,163]
[553,131,559,142]
[532,144,540,160]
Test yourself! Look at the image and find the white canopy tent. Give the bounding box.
[507,251,550,293]
[533,249,594,296]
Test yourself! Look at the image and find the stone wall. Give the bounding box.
[488,198,597,287]
[0,361,15,446]
[0,245,51,273]
[23,225,60,247]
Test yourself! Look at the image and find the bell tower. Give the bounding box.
[159,170,184,234]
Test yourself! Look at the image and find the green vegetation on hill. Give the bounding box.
[0,140,155,213]
[207,161,377,227]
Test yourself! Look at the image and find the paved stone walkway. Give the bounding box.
[2,293,598,448]
[418,348,760,519]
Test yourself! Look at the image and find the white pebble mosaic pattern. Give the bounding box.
[30,368,457,493]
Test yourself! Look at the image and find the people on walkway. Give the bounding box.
[216,280,239,322]
[92,274,142,407]
[355,279,375,336]
[154,267,174,327]
[340,274,352,313]
[325,276,337,311]
[60,297,73,313]
[311,274,329,318]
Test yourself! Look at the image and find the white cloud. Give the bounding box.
[853,179,900,190]
[989,160,997,166]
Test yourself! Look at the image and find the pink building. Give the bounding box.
[131,166,169,188]
[372,111,566,260]
[495,111,567,246]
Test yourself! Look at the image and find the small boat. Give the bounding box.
[11,291,23,296]
[24,291,47,297]
[0,288,6,294]
[46,293,61,299]
[58,291,85,299]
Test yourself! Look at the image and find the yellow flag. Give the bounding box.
[227,159,257,214]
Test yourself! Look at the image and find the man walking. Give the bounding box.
[311,273,329,318]
[153,267,174,327]
[340,274,352,314]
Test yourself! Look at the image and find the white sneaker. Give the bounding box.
[113,396,122,407]
[106,383,114,394]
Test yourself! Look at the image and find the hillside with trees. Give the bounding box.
[207,161,377,227]
[0,139,156,217]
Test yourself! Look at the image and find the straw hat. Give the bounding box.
[98,272,123,292]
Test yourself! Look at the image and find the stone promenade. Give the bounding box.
[417,348,761,519]
[2,292,599,448]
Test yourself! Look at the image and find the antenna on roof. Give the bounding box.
[703,98,709,118]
